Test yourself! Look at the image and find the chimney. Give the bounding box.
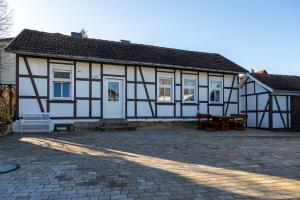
[71,32,82,38]
[256,70,268,75]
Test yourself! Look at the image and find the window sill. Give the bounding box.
[48,99,74,103]
[182,101,197,104]
[209,102,223,104]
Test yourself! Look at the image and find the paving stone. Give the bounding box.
[0,128,300,199]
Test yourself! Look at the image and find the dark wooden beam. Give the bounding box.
[74,61,77,117]
[89,62,92,117]
[258,100,269,128]
[138,66,154,117]
[16,55,19,119]
[23,56,44,112]
[225,75,235,116]
[274,95,287,128]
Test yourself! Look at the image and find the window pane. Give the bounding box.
[184,89,195,102]
[159,88,164,101]
[164,88,171,101]
[54,83,61,97]
[159,88,171,101]
[159,78,171,85]
[210,90,220,102]
[108,82,119,101]
[62,83,71,97]
[211,81,221,90]
[184,79,195,87]
[54,71,71,79]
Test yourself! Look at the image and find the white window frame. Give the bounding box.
[182,75,197,103]
[50,64,74,100]
[209,76,223,104]
[157,72,174,103]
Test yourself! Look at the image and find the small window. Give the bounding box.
[52,70,72,99]
[158,74,173,102]
[108,82,119,101]
[209,77,222,103]
[183,77,196,102]
[53,71,71,79]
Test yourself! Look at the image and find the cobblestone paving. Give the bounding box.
[0,128,300,200]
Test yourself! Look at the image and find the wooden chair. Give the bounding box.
[229,114,248,130]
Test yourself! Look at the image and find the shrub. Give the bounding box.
[0,97,10,135]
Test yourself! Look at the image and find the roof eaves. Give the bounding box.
[272,90,300,96]
[10,50,246,74]
[239,73,274,92]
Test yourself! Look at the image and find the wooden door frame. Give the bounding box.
[102,76,125,119]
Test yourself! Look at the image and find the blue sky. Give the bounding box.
[9,0,300,75]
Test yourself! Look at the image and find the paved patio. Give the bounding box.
[0,128,300,200]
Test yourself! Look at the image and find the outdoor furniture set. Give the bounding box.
[196,113,247,131]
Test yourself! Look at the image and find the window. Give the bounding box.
[52,71,72,99]
[158,73,173,102]
[209,77,222,103]
[108,81,119,101]
[183,77,197,102]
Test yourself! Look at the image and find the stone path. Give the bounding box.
[0,128,300,200]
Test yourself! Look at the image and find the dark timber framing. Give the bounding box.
[224,74,236,116]
[100,63,103,118]
[125,65,128,118]
[74,61,77,117]
[89,62,92,117]
[23,56,44,112]
[274,95,287,128]
[240,74,293,130]
[15,55,19,119]
[138,66,154,117]
[15,54,241,121]
[47,59,50,112]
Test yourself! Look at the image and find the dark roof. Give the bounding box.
[250,73,300,91]
[6,29,247,73]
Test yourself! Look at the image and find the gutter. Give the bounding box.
[272,90,300,96]
[7,50,247,74]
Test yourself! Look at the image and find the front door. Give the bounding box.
[104,78,124,118]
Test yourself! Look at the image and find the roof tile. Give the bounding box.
[6,29,247,73]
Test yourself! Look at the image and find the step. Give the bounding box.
[98,119,128,127]
[97,125,137,132]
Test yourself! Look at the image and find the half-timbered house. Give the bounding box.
[240,73,300,130]
[6,29,247,125]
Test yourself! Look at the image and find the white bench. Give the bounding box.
[20,113,51,134]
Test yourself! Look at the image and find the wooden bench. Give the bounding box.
[20,113,51,134]
[229,114,248,130]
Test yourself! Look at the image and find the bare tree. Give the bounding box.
[0,0,12,37]
[80,28,88,38]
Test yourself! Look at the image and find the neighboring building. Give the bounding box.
[6,29,247,124]
[0,37,15,84]
[240,73,300,130]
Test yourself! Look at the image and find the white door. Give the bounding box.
[104,78,124,118]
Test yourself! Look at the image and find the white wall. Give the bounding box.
[239,75,292,129]
[272,95,290,129]
[17,56,240,122]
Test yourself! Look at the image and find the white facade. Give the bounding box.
[16,56,240,123]
[240,74,293,129]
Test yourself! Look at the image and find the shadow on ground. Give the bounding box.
[0,128,300,199]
